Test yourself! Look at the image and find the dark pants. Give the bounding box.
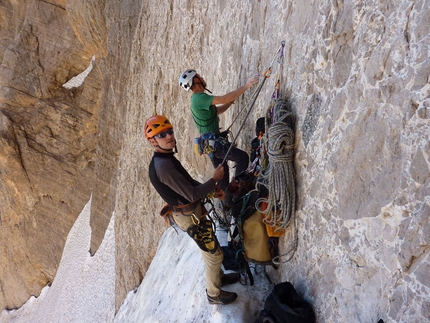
[211,144,249,191]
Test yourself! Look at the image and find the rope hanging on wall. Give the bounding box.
[255,43,298,265]
[259,101,295,228]
[256,100,297,264]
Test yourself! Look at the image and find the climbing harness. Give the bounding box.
[194,132,218,156]
[193,131,232,168]
[167,199,221,254]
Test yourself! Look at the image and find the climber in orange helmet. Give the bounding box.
[145,114,240,305]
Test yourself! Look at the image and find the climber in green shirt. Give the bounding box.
[190,92,219,135]
[179,69,259,190]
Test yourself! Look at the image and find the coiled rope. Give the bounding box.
[256,99,298,264]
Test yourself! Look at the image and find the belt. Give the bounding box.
[171,200,201,213]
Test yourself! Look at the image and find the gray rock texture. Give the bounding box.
[0,0,428,321]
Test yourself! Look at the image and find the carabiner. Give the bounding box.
[191,213,200,225]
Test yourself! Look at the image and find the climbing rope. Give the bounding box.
[254,40,299,264]
[257,100,295,218]
[255,88,298,263]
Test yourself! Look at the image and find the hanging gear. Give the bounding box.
[222,40,298,266]
[193,131,233,169]
[187,218,219,253]
[211,42,290,281]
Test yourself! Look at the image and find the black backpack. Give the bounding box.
[221,189,261,286]
[257,282,316,323]
[223,171,257,208]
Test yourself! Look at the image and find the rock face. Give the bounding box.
[0,0,100,310]
[0,0,429,321]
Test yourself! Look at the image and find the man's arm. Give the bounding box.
[216,103,233,115]
[211,75,259,107]
[158,160,224,203]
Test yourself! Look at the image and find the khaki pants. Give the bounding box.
[173,203,224,297]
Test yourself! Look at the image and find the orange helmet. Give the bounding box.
[145,115,173,140]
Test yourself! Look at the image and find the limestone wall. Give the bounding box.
[0,0,103,309]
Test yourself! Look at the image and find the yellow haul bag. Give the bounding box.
[242,210,272,263]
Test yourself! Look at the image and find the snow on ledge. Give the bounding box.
[63,55,96,89]
[0,196,116,323]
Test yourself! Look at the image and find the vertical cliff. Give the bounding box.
[0,0,428,321]
[0,0,103,309]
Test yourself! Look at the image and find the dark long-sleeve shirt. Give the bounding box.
[149,152,216,206]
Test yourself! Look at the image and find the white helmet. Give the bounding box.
[179,69,197,91]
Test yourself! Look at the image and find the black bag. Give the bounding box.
[250,117,265,163]
[255,117,265,136]
[250,137,261,162]
[224,171,257,208]
[257,282,316,323]
[221,244,247,272]
[221,242,255,286]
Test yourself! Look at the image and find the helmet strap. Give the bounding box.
[193,75,212,93]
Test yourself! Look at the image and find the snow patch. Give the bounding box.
[114,227,272,323]
[63,55,96,89]
[0,200,273,323]
[0,197,116,323]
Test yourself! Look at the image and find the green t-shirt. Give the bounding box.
[190,92,220,134]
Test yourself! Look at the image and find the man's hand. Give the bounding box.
[246,74,260,88]
[214,185,226,200]
[212,164,225,183]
